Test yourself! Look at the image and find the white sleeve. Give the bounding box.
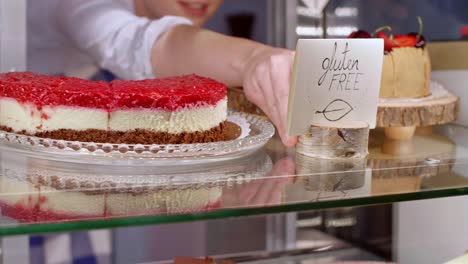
[55,0,192,80]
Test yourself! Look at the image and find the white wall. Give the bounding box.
[432,70,468,127]
[395,196,468,264]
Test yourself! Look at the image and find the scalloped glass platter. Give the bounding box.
[0,111,275,164]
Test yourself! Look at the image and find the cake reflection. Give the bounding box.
[0,150,272,223]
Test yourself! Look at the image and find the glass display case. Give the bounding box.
[1,125,465,234]
[0,0,467,263]
[1,126,468,263]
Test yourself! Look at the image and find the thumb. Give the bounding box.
[279,130,297,147]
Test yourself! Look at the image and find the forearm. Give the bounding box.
[152,25,268,87]
[153,24,297,146]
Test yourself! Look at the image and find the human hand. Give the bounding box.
[242,47,297,147]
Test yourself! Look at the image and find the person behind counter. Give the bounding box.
[27,1,296,263]
[28,0,297,147]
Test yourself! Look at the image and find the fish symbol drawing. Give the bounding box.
[316,99,354,121]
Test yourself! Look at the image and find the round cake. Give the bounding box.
[0,72,228,144]
[348,21,431,99]
[380,46,431,98]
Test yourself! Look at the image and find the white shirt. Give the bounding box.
[27,0,192,79]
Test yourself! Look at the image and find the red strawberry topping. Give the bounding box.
[393,35,418,48]
[0,73,227,111]
[376,31,398,52]
[111,74,226,110]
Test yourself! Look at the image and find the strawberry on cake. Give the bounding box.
[0,72,228,144]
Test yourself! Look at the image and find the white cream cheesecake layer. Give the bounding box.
[0,177,221,217]
[42,106,108,131]
[166,188,221,214]
[107,188,222,216]
[0,98,108,133]
[0,97,227,134]
[0,175,40,207]
[0,176,106,216]
[0,98,41,133]
[39,188,106,216]
[109,98,227,134]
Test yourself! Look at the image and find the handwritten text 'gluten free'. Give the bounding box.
[287,39,384,136]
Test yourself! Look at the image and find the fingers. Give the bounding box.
[268,57,287,145]
[243,48,298,147]
[282,135,298,147]
[269,51,297,147]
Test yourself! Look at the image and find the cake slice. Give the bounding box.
[0,73,229,144]
[38,77,112,140]
[0,72,111,137]
[0,72,50,133]
[109,75,228,144]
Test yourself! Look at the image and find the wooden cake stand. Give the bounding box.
[228,83,459,142]
[377,83,458,140]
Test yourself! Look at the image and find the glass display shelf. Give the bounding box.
[0,124,467,237]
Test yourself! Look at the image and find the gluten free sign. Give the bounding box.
[287,39,384,136]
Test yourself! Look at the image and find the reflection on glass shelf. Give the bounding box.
[0,125,467,236]
[0,149,273,222]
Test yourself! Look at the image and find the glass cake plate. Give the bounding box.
[0,111,275,164]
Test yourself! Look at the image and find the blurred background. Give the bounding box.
[205,0,468,46]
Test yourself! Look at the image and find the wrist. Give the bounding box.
[232,40,270,86]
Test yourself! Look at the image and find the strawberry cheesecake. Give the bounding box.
[0,72,228,144]
[348,18,431,98]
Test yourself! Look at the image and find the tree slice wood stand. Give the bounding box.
[296,121,369,159]
[377,87,458,140]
